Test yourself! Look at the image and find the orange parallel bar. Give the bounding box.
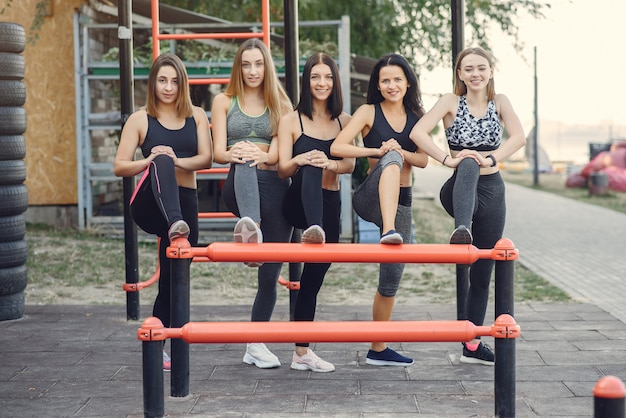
[197,168,230,175]
[167,238,519,264]
[157,32,264,41]
[198,212,236,219]
[138,314,520,343]
[188,78,230,85]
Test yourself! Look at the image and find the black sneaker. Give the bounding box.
[449,225,472,245]
[366,347,413,366]
[460,342,494,366]
[380,230,403,245]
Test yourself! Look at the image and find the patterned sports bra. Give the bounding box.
[445,95,502,152]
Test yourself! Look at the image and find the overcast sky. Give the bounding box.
[420,0,626,134]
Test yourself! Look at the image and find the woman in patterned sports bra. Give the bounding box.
[277,53,355,373]
[410,47,526,366]
[114,53,213,370]
[211,39,293,370]
[332,53,428,367]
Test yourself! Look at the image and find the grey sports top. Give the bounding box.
[226,96,272,149]
[445,95,502,152]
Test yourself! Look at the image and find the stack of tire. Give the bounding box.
[0,22,28,321]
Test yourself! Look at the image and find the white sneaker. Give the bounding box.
[290,349,335,372]
[233,216,263,267]
[243,343,281,369]
[302,225,325,244]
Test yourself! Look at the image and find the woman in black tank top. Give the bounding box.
[113,53,213,370]
[277,53,354,372]
[331,53,428,367]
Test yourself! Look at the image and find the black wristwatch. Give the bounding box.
[486,154,497,167]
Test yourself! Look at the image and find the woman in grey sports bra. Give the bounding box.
[211,39,293,369]
[410,47,526,365]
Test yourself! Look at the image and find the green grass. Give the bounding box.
[24,196,572,305]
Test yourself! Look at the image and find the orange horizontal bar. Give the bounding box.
[159,315,519,344]
[197,212,236,219]
[157,32,264,41]
[189,78,230,85]
[197,167,230,175]
[173,243,494,264]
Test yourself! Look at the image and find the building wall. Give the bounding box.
[2,0,88,209]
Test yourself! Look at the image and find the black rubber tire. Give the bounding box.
[0,160,26,185]
[0,290,25,321]
[0,23,26,53]
[0,107,26,135]
[0,135,26,160]
[0,184,28,217]
[0,240,27,269]
[0,80,25,106]
[0,264,27,295]
[0,215,26,242]
[0,52,24,80]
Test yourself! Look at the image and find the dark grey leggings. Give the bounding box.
[439,158,506,327]
[352,151,412,297]
[222,165,293,321]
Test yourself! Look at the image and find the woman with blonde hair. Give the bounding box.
[211,39,293,369]
[410,46,526,365]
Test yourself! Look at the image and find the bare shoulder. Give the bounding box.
[280,109,299,126]
[494,94,514,113]
[192,105,209,121]
[125,108,148,127]
[438,93,459,108]
[211,93,231,110]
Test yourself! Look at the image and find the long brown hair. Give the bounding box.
[146,53,193,118]
[453,47,496,101]
[224,39,291,134]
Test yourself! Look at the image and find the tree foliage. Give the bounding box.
[161,0,550,70]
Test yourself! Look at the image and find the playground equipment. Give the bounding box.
[138,238,520,417]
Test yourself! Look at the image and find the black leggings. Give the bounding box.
[439,158,505,327]
[129,154,199,327]
[284,166,341,347]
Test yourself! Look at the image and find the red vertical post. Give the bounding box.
[594,376,626,418]
[151,0,160,59]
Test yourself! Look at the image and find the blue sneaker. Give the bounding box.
[366,347,413,366]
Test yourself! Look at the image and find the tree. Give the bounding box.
[160,0,550,70]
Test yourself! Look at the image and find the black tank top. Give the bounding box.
[362,103,419,157]
[292,112,342,161]
[140,115,198,158]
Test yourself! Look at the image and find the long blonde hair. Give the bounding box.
[453,47,496,101]
[224,39,291,134]
[146,53,194,118]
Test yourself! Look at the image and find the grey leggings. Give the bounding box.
[352,151,412,297]
[439,158,506,327]
[222,164,293,321]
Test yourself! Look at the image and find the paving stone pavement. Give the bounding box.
[1,164,625,417]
